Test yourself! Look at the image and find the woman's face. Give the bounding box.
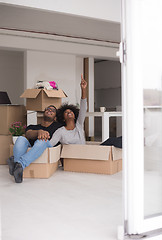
[63,109,75,121]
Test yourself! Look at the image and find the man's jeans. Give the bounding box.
[13,136,52,169]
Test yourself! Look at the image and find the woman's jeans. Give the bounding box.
[13,136,52,169]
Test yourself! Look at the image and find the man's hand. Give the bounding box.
[37,130,50,141]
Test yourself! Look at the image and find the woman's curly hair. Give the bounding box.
[56,103,79,125]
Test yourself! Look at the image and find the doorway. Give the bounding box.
[94,59,122,141]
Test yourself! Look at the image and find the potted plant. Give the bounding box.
[9,121,26,144]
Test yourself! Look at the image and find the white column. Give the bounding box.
[102,113,109,141]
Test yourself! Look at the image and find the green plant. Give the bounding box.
[9,121,26,136]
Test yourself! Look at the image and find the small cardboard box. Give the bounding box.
[0,105,26,135]
[0,135,12,164]
[10,144,61,178]
[20,89,67,111]
[61,144,122,175]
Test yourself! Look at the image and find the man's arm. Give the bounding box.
[25,129,50,141]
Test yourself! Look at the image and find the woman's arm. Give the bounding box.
[77,75,87,126]
[81,74,87,99]
[49,128,62,146]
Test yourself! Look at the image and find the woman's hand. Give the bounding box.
[80,74,87,99]
[80,74,87,89]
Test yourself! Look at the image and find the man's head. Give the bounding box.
[43,105,57,122]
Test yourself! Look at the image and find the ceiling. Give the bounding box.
[0,4,120,43]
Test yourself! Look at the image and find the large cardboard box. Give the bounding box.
[10,144,61,178]
[0,135,12,165]
[0,105,26,135]
[20,89,67,111]
[61,144,122,175]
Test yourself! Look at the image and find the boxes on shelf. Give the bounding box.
[20,89,67,111]
[0,105,26,135]
[61,144,122,175]
[10,144,61,178]
[0,135,12,165]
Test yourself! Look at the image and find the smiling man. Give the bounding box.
[7,105,62,183]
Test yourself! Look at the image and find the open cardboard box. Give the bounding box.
[61,144,122,175]
[0,105,26,135]
[20,89,67,111]
[10,144,61,178]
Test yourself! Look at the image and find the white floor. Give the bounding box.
[0,166,122,240]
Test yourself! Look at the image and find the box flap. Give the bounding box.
[20,89,41,99]
[112,146,122,161]
[48,145,61,163]
[61,144,111,161]
[44,89,67,98]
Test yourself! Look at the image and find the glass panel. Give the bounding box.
[142,0,162,217]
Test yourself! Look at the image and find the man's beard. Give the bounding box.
[44,116,54,122]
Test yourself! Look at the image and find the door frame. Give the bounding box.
[121,0,162,235]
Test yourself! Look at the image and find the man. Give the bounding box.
[7,105,62,183]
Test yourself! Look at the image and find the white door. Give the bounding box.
[121,0,162,236]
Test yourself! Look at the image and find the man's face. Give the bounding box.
[44,106,56,122]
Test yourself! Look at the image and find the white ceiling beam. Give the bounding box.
[0,29,119,60]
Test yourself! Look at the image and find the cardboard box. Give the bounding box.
[10,144,61,178]
[61,144,122,175]
[20,89,67,111]
[0,135,12,164]
[0,105,26,135]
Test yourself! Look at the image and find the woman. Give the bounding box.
[50,74,122,148]
[49,74,87,147]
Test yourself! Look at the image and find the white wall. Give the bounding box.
[0,50,24,104]
[95,88,121,109]
[25,50,82,104]
[94,60,121,109]
[1,0,121,22]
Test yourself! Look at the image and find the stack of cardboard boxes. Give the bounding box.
[0,104,26,165]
